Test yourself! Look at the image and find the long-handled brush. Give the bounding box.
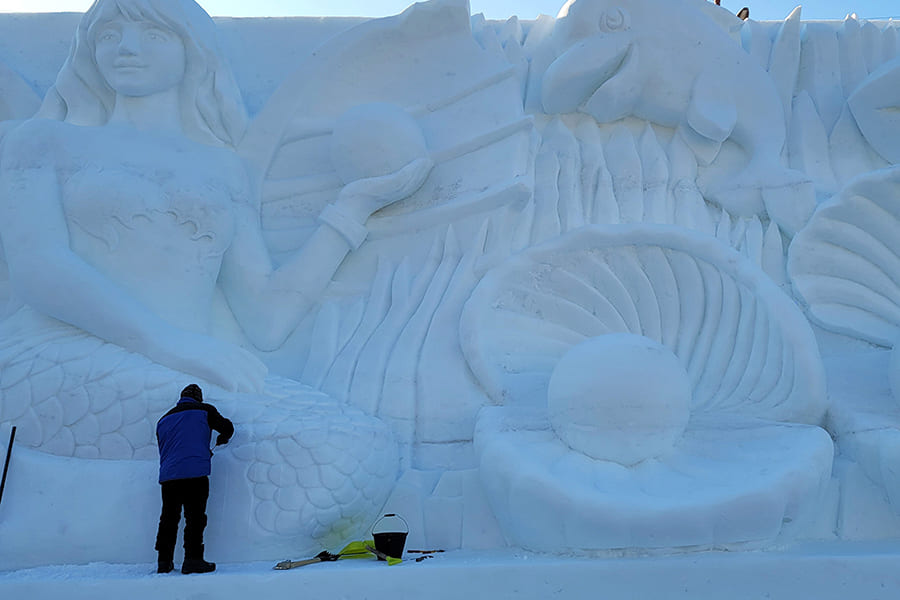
[274,539,400,569]
[0,426,15,508]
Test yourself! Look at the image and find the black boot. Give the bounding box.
[157,552,174,574]
[182,545,216,574]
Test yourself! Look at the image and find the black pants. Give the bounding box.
[155,476,209,560]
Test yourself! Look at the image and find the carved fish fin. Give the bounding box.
[581,45,642,123]
[676,122,723,166]
[686,68,737,143]
[541,35,634,115]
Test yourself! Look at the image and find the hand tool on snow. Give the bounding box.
[274,539,400,569]
[0,426,15,508]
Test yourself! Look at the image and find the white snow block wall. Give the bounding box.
[0,0,899,568]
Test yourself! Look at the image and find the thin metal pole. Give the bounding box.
[0,426,16,507]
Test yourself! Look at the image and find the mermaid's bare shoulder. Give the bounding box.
[0,118,85,171]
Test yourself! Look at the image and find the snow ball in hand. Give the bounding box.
[330,102,428,184]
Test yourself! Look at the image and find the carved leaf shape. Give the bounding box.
[460,224,826,424]
[788,166,900,346]
[848,56,900,165]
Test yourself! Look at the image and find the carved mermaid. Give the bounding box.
[0,0,430,549]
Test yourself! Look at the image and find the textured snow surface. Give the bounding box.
[3,544,900,600]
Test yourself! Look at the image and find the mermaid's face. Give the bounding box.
[93,16,186,97]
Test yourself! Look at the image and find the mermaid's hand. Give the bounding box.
[335,157,434,222]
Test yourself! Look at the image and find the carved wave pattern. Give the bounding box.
[788,167,900,346]
[461,224,827,425]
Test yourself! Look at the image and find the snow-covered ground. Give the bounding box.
[3,543,900,600]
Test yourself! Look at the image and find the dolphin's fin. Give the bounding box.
[686,68,737,144]
[676,122,723,166]
[541,34,634,116]
[581,44,642,123]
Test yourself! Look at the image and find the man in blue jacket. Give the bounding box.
[155,383,234,574]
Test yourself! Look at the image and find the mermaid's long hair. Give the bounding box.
[37,0,247,147]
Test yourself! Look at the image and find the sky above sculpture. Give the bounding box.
[1,0,898,21]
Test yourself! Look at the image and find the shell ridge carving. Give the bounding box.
[535,265,629,334]
[580,252,638,331]
[699,268,743,408]
[460,225,826,423]
[665,250,706,370]
[636,246,680,350]
[753,316,785,404]
[788,167,900,345]
[733,305,771,407]
[712,285,757,410]
[687,261,725,401]
[608,248,664,341]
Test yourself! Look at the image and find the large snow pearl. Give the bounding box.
[548,333,692,466]
[330,102,428,184]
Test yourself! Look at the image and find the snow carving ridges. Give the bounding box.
[606,124,643,224]
[637,246,679,349]
[788,168,900,346]
[714,285,756,410]
[861,20,884,74]
[741,18,773,70]
[320,256,395,404]
[416,221,489,445]
[381,227,463,463]
[639,126,670,225]
[687,260,723,399]
[348,255,418,415]
[460,225,827,424]
[532,119,568,242]
[796,23,843,136]
[839,15,868,99]
[788,91,837,196]
[768,5,802,132]
[884,20,899,62]
[300,303,344,389]
[530,116,796,288]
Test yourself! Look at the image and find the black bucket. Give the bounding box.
[372,513,408,560]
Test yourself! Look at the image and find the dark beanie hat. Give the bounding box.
[181,383,203,402]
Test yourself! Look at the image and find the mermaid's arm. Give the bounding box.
[219,157,432,351]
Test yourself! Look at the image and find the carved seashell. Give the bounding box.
[788,166,900,346]
[460,224,827,424]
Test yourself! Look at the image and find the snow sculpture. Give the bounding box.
[462,225,831,551]
[2,0,900,569]
[235,0,531,472]
[536,0,815,234]
[0,0,422,566]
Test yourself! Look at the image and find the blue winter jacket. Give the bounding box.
[156,397,234,483]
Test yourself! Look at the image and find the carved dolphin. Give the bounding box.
[541,0,813,230]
